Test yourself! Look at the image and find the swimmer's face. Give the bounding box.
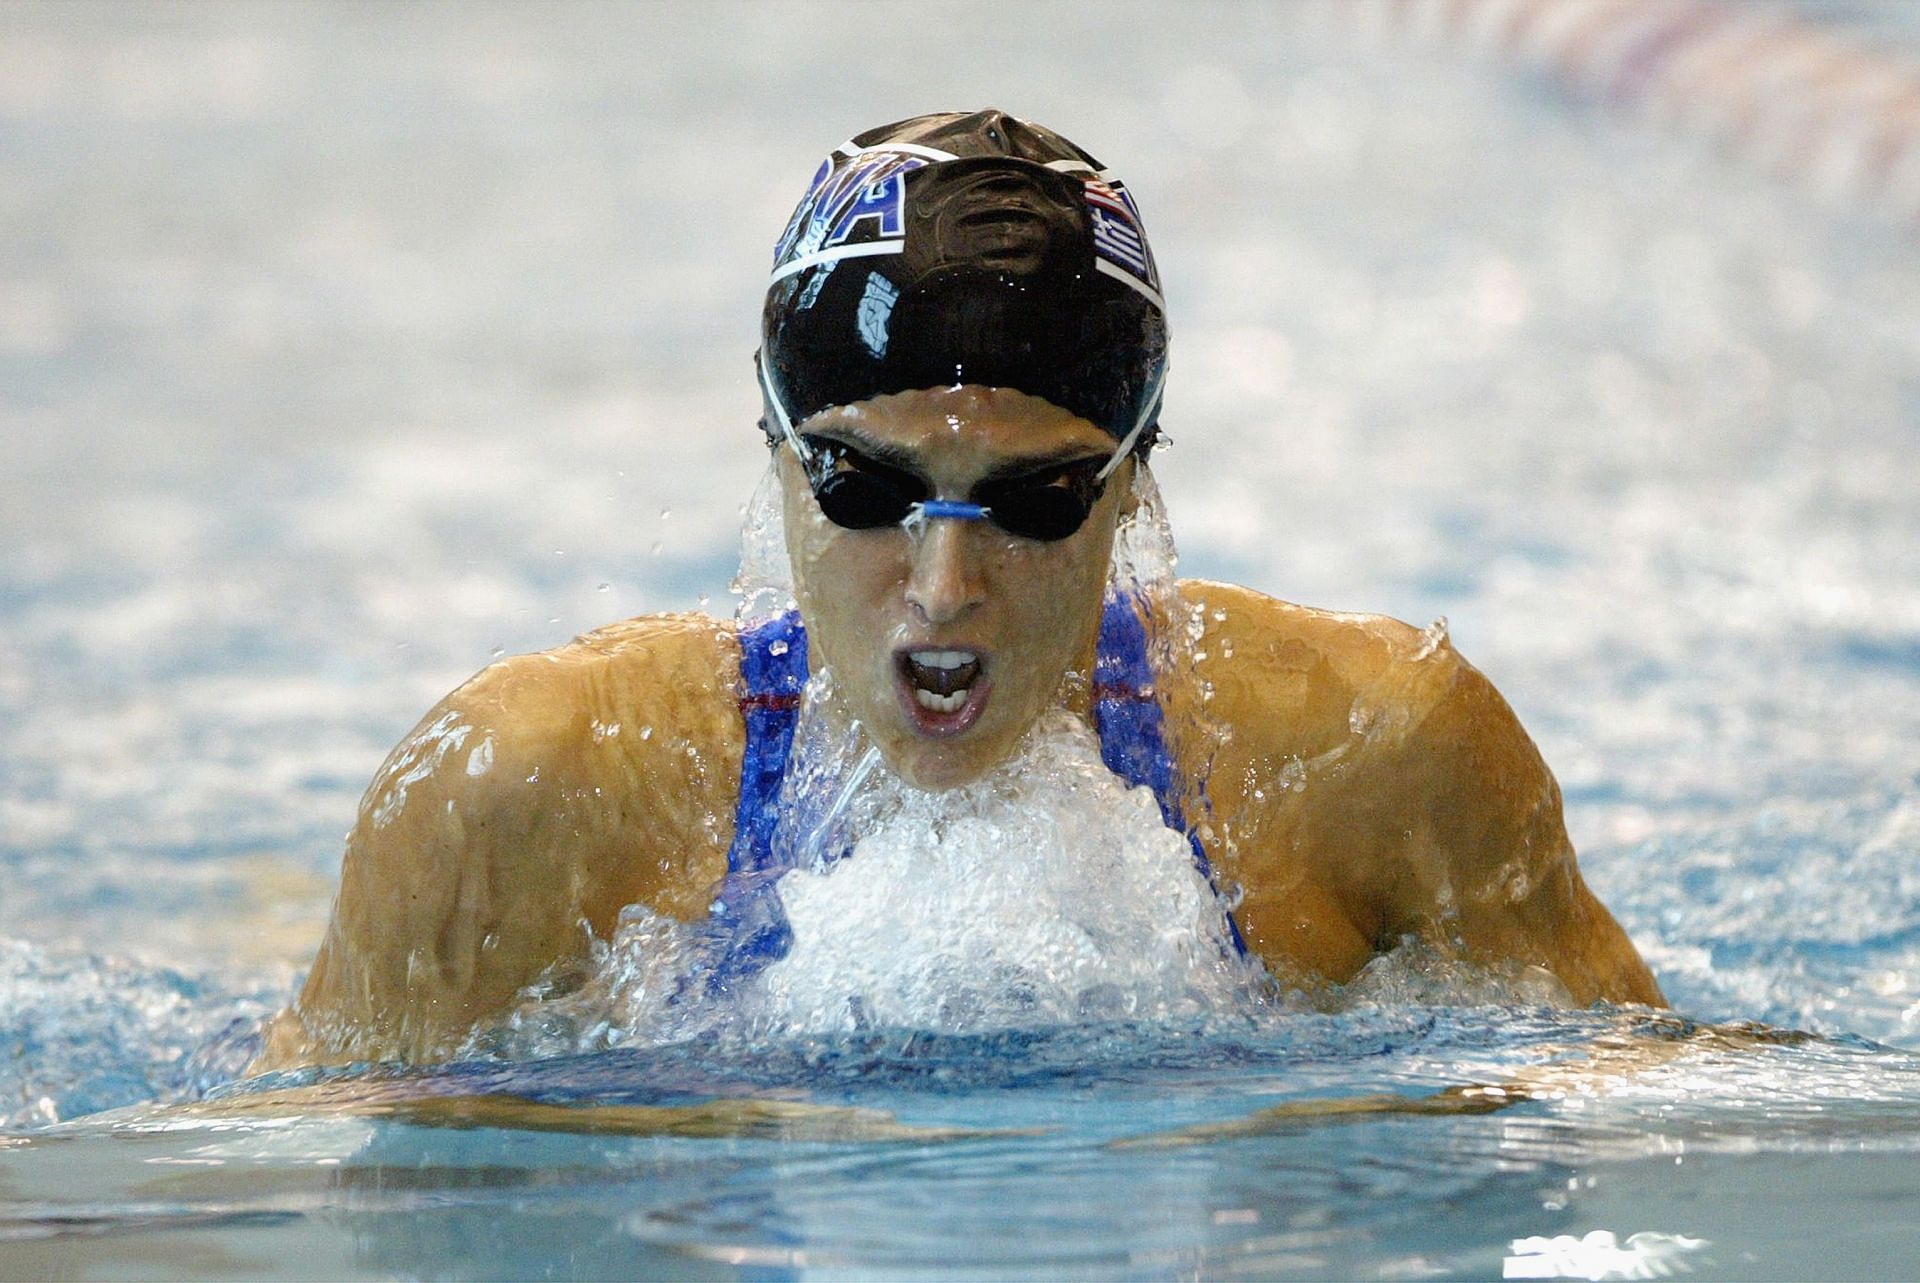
[779,386,1130,790]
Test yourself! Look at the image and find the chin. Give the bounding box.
[879,727,1017,792]
[887,744,987,792]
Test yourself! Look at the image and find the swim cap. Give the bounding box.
[759,109,1168,452]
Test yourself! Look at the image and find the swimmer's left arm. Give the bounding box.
[1365,651,1665,1007]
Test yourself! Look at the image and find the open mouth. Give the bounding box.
[895,647,991,735]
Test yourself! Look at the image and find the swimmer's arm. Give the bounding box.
[256,618,740,1070]
[256,676,612,1069]
[1361,653,1665,1006]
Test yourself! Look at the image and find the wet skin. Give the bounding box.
[257,388,1663,1070]
[779,388,1127,790]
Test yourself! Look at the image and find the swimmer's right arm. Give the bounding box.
[254,615,741,1071]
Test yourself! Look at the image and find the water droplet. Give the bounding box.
[659,508,671,520]
[547,617,560,625]
[596,582,610,592]
[1212,608,1228,623]
[697,592,710,608]
[490,646,506,658]
[769,639,789,656]
[639,725,653,740]
[650,541,664,556]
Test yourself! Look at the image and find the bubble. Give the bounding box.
[468,713,1263,1051]
[463,460,1266,1054]
[752,714,1259,1038]
[731,459,797,627]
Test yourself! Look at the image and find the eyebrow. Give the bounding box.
[978,444,1110,484]
[804,429,926,477]
[806,428,1109,484]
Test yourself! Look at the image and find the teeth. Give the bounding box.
[909,649,976,670]
[915,687,968,714]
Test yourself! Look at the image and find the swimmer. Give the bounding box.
[256,110,1662,1070]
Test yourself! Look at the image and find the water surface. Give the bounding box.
[3,1,1919,1276]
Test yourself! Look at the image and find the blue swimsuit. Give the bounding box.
[697,595,1245,995]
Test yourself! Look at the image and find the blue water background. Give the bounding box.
[3,1,1919,1276]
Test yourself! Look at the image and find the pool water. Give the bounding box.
[4,1,1920,1277]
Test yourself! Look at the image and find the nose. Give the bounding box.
[903,513,988,624]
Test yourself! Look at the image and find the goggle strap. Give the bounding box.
[1094,367,1164,484]
[758,354,813,469]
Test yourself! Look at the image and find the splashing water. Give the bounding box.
[728,456,796,630]
[474,708,1268,1056]
[468,458,1577,1061]
[740,707,1266,1035]
[463,462,1266,1053]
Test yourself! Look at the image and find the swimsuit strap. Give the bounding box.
[1093,593,1249,956]
[706,595,1243,994]
[698,610,811,995]
[726,610,809,875]
[1092,593,1182,819]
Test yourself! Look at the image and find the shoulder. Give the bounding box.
[1171,582,1660,1003]
[1172,580,1559,951]
[434,612,744,798]
[364,611,747,922]
[443,611,742,753]
[1172,578,1472,766]
[274,612,752,1066]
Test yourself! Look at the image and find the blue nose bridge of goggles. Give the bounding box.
[915,497,988,522]
[755,355,1162,528]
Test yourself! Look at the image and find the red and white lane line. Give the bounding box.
[1339,0,1920,224]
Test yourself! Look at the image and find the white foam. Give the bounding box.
[464,461,1268,1054]
[731,709,1260,1036]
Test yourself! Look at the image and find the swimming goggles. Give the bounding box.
[796,434,1107,541]
[757,356,1161,544]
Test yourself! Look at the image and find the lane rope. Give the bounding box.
[1318,0,1920,225]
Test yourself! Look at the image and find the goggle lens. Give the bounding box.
[974,477,1096,542]
[813,468,921,529]
[801,436,1103,543]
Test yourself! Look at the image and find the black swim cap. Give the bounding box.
[759,109,1168,451]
